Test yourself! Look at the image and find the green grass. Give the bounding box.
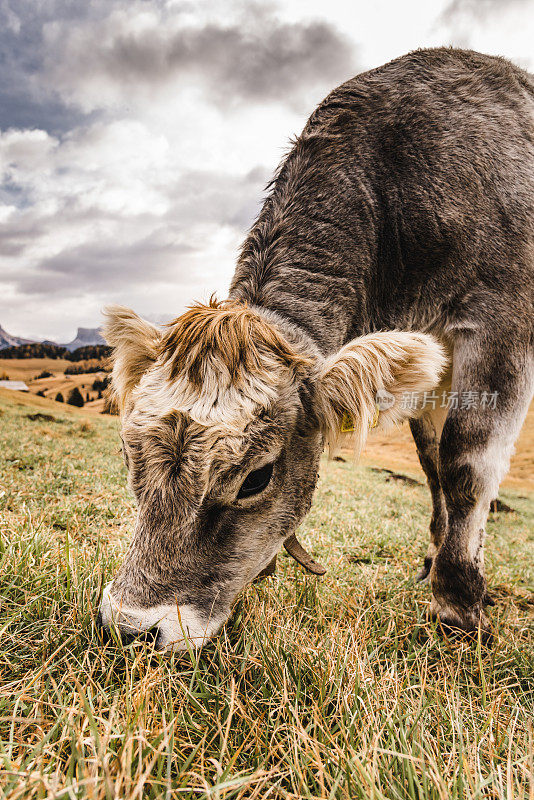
[0,392,532,799]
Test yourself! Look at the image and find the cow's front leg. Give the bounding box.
[430,415,497,637]
[429,497,491,637]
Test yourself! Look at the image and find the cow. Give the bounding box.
[98,48,534,651]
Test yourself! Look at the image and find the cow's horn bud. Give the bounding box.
[284,534,326,575]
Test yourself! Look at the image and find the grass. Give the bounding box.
[0,390,532,800]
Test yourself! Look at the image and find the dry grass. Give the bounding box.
[0,390,532,799]
[360,402,534,493]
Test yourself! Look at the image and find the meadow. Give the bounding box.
[0,388,532,799]
[0,359,110,414]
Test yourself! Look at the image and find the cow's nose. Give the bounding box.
[96,611,161,647]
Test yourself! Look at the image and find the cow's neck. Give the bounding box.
[230,234,373,356]
[229,146,376,356]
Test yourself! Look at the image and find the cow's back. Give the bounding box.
[232,48,534,350]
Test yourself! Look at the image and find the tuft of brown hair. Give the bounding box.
[161,297,312,386]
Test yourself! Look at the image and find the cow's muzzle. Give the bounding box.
[97,583,226,652]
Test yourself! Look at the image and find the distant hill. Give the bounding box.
[0,342,70,359]
[1,316,163,353]
[61,327,105,352]
[0,324,33,350]
[0,324,105,354]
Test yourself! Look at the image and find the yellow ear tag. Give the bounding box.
[370,405,380,429]
[340,411,355,433]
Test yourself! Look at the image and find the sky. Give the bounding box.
[0,0,533,342]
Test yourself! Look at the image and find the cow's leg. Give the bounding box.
[430,337,533,635]
[410,412,448,581]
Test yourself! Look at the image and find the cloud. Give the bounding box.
[0,0,102,134]
[437,0,533,65]
[41,2,356,113]
[0,117,269,308]
[0,0,358,338]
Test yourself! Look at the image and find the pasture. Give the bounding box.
[0,359,108,412]
[0,388,532,799]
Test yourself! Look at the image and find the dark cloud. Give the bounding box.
[1,0,356,127]
[42,1,356,111]
[16,233,195,297]
[95,17,355,108]
[0,0,104,133]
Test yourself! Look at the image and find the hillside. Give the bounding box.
[0,359,109,411]
[1,356,533,487]
[0,388,532,799]
[359,401,534,492]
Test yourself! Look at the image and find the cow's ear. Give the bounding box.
[103,305,162,411]
[316,331,447,456]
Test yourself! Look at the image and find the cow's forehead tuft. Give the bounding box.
[129,306,308,431]
[159,296,312,388]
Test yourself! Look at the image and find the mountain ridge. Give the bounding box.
[61,327,105,352]
[0,324,33,350]
[0,324,105,352]
[0,312,174,352]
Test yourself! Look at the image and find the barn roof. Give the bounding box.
[0,380,30,391]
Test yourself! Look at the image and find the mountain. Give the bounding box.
[0,324,34,350]
[61,327,105,352]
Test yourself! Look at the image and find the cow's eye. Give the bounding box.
[237,462,274,499]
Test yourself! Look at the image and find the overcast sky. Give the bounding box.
[1,0,532,341]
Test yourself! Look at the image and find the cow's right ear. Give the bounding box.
[103,305,162,411]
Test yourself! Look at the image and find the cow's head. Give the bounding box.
[98,299,446,651]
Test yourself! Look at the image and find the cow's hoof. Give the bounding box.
[429,597,493,644]
[415,556,433,583]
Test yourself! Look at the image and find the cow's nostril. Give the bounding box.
[118,625,160,647]
[95,614,114,645]
[95,614,161,648]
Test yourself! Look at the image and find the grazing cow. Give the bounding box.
[98,48,533,650]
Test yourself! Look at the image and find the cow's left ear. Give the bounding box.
[316,331,448,455]
[103,305,162,411]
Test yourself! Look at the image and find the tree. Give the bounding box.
[0,343,68,359]
[67,345,111,362]
[55,392,64,403]
[67,387,84,407]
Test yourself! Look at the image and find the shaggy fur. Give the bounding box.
[318,331,447,456]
